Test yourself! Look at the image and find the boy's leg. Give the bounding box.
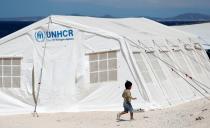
[128,103,134,120]
[130,112,134,120]
[120,111,127,116]
[117,111,127,120]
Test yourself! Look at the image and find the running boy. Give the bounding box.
[117,80,137,120]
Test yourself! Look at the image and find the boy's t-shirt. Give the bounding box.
[122,89,132,102]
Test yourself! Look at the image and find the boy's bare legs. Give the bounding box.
[117,111,127,120]
[130,112,134,120]
[120,111,127,116]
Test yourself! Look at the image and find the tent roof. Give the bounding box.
[173,23,210,49]
[54,15,197,40]
[0,15,198,45]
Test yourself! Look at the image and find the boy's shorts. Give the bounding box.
[123,101,133,113]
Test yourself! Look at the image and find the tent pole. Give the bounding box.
[32,67,38,117]
[33,16,51,117]
[33,44,47,117]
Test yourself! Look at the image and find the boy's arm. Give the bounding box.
[131,97,137,100]
[133,97,137,100]
[128,91,137,100]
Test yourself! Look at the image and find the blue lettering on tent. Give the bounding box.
[57,31,63,38]
[35,29,74,42]
[51,31,57,38]
[63,30,68,37]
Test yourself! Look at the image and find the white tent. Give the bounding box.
[173,23,210,49]
[0,15,210,115]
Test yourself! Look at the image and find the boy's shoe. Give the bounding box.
[117,113,120,120]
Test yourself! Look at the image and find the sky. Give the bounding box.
[0,0,210,18]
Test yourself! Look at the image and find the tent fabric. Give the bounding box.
[172,23,210,49]
[0,15,210,115]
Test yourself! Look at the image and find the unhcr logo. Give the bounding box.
[35,31,45,42]
[35,29,74,42]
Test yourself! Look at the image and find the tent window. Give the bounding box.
[133,52,152,83]
[160,52,179,78]
[89,54,98,61]
[147,53,166,81]
[90,72,98,83]
[187,51,202,74]
[108,59,117,69]
[99,60,107,71]
[90,62,98,72]
[173,51,191,75]
[99,53,107,60]
[108,51,117,58]
[99,71,108,82]
[0,57,21,88]
[89,51,117,83]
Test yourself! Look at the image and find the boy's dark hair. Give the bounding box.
[125,80,132,89]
